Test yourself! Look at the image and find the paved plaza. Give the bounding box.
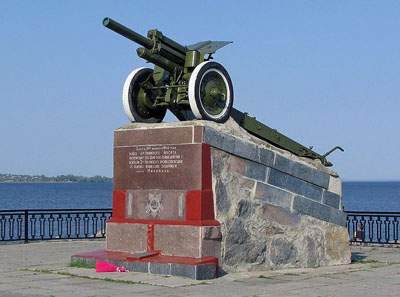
[0,240,399,297]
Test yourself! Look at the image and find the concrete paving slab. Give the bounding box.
[1,241,400,296]
[8,287,56,297]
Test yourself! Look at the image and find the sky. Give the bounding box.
[1,1,399,180]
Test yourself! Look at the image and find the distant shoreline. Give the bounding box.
[0,181,113,184]
[0,173,113,183]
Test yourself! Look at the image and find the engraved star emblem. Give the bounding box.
[145,193,163,218]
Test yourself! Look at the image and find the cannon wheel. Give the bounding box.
[122,67,167,123]
[188,61,233,123]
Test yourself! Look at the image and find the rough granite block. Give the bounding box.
[292,195,314,216]
[233,139,257,161]
[203,127,235,155]
[171,264,196,279]
[228,155,248,175]
[268,169,287,189]
[154,225,202,258]
[245,161,267,181]
[255,182,293,210]
[196,264,217,280]
[236,199,252,219]
[220,134,237,154]
[312,202,331,222]
[273,155,294,175]
[149,262,171,275]
[72,257,97,266]
[286,175,306,196]
[215,179,230,213]
[273,154,331,190]
[124,261,149,273]
[106,222,147,254]
[262,203,300,226]
[292,162,313,182]
[106,259,120,266]
[329,207,347,227]
[323,191,341,209]
[328,175,342,196]
[310,168,330,189]
[265,167,271,181]
[256,147,275,167]
[203,126,222,147]
[304,183,323,202]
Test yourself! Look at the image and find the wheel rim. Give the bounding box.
[199,69,228,116]
[135,83,155,120]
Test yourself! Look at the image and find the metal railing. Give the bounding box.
[2,208,399,245]
[0,209,112,243]
[347,211,400,245]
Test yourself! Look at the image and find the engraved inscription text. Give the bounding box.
[128,145,183,174]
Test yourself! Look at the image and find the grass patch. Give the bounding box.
[103,278,145,285]
[258,275,274,279]
[352,259,380,264]
[283,273,300,276]
[33,269,53,274]
[371,247,377,251]
[68,260,96,269]
[57,272,92,279]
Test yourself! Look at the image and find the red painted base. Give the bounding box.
[72,249,219,279]
[72,249,218,266]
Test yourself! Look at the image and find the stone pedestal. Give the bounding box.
[72,118,350,279]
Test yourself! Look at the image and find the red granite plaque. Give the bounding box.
[114,143,203,190]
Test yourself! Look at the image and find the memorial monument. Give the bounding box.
[72,18,351,279]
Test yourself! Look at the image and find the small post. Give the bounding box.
[24,210,29,244]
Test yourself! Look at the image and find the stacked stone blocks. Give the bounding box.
[204,126,346,227]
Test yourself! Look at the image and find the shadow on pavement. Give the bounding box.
[351,252,367,261]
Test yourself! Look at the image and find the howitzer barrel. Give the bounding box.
[103,17,153,49]
[103,17,185,67]
[137,47,182,73]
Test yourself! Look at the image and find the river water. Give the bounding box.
[0,181,399,212]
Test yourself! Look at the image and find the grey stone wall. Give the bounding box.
[204,126,346,227]
[205,124,350,272]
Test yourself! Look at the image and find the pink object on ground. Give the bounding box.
[96,260,128,272]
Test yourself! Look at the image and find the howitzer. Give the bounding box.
[103,17,343,166]
[103,17,233,123]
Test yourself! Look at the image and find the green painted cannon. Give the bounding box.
[103,17,233,123]
[103,17,343,166]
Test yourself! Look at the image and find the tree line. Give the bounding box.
[0,173,113,183]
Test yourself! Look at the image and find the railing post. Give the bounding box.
[24,210,29,244]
